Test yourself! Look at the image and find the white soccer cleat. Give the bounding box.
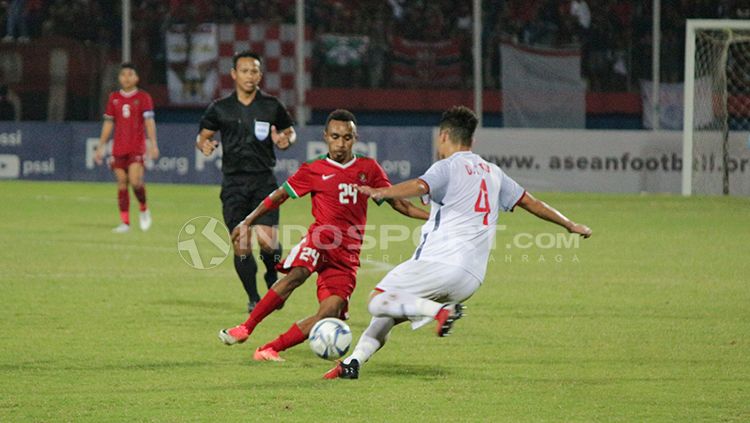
[112,223,130,233]
[218,326,249,345]
[139,209,152,231]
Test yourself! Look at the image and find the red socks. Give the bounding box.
[132,185,147,211]
[241,289,285,334]
[118,188,129,224]
[261,323,306,353]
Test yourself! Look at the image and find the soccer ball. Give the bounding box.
[308,317,352,360]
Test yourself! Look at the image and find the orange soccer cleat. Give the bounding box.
[253,347,285,362]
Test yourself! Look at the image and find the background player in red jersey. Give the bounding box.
[94,63,159,233]
[218,109,430,361]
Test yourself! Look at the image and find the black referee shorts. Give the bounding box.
[220,172,280,230]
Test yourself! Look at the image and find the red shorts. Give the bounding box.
[110,153,145,171]
[277,235,359,320]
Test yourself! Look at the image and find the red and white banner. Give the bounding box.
[218,24,311,109]
[166,24,219,106]
[390,37,462,87]
[501,42,586,128]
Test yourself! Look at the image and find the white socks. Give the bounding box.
[368,290,443,320]
[343,291,446,367]
[344,316,395,366]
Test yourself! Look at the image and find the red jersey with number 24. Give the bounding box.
[282,154,391,254]
[104,89,154,156]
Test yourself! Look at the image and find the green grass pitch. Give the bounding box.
[1,180,749,422]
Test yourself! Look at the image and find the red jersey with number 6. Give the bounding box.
[282,154,391,254]
[104,89,154,156]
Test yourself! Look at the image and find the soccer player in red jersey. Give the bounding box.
[94,63,159,233]
[218,109,430,361]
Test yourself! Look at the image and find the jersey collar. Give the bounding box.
[119,88,139,97]
[325,155,357,169]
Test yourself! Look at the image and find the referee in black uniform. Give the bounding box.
[196,51,296,312]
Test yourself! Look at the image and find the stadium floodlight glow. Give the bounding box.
[683,19,750,196]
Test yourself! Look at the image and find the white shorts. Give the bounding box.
[375,259,481,305]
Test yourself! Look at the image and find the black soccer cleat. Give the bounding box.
[435,303,465,337]
[339,359,360,379]
[323,359,360,379]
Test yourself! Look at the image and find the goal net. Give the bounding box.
[683,20,750,196]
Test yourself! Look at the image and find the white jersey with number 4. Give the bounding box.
[414,151,525,281]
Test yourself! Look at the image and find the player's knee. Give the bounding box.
[317,300,345,319]
[255,227,278,253]
[256,236,274,253]
[316,307,340,319]
[232,233,252,256]
[367,293,388,317]
[276,268,309,292]
[233,248,251,257]
[129,178,143,188]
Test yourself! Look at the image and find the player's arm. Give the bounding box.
[196,128,219,156]
[230,187,290,244]
[94,117,114,165]
[355,178,429,201]
[385,198,429,220]
[517,192,592,238]
[271,125,296,150]
[145,117,159,160]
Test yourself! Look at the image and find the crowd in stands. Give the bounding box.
[1,0,749,93]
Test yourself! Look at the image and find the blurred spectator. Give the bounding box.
[729,0,750,18]
[3,0,29,43]
[0,85,20,120]
[571,0,591,31]
[0,0,740,93]
[582,5,614,91]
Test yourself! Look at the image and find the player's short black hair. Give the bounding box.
[325,109,357,129]
[439,106,478,146]
[119,62,137,73]
[233,51,262,69]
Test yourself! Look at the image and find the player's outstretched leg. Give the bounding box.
[218,267,310,346]
[368,290,464,337]
[254,295,346,361]
[113,168,130,233]
[324,316,397,379]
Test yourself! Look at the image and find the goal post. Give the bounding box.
[682,19,750,196]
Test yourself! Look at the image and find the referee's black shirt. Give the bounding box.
[200,90,294,175]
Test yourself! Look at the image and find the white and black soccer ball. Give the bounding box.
[308,317,352,360]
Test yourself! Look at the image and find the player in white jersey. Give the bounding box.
[324,106,592,380]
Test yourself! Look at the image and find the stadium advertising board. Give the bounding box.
[0,123,71,180]
[1,123,432,185]
[470,128,750,195]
